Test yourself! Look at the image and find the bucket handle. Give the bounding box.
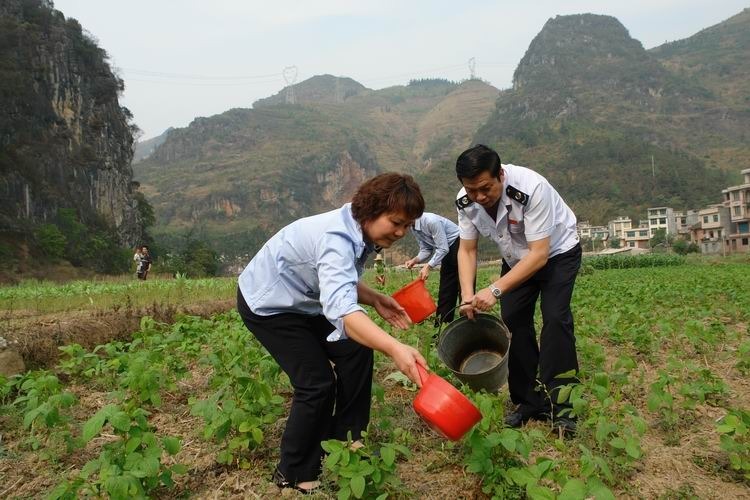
[415,361,429,386]
[435,300,472,338]
[434,301,510,341]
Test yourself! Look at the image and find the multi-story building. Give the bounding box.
[647,207,676,236]
[623,227,651,249]
[691,204,731,254]
[576,221,593,240]
[577,221,608,251]
[591,226,609,241]
[673,210,692,239]
[607,216,632,246]
[722,168,750,253]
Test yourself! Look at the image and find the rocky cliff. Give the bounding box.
[0,0,141,245]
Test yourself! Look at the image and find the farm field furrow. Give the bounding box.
[0,260,748,499]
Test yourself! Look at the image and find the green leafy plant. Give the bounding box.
[49,404,187,499]
[717,409,750,482]
[322,431,410,500]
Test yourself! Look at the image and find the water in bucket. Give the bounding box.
[437,313,511,393]
[460,350,505,375]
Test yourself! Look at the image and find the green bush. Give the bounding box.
[34,224,67,259]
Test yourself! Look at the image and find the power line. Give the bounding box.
[125,77,282,87]
[120,67,280,81]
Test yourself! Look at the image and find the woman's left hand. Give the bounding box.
[374,295,412,329]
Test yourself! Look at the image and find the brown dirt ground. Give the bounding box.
[1,299,234,369]
[1,308,749,498]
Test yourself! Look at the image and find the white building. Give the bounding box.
[647,207,676,236]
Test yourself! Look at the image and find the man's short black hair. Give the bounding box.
[455,144,502,181]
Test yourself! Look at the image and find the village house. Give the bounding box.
[722,168,750,254]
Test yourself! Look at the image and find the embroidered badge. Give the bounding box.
[455,194,473,209]
[506,185,529,206]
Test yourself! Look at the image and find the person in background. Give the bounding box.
[374,252,386,287]
[138,246,153,280]
[454,144,581,435]
[133,246,143,278]
[236,173,428,494]
[404,212,461,326]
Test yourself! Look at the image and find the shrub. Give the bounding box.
[34,224,67,259]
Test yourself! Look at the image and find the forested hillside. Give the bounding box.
[135,10,750,262]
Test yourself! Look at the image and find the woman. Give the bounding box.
[237,173,427,493]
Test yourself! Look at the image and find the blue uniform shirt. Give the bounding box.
[238,203,374,341]
[411,212,460,268]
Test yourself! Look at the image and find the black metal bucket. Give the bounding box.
[437,313,511,393]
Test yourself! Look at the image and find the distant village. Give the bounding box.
[577,168,750,255]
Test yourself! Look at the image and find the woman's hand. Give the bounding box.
[388,342,427,387]
[374,294,412,330]
[418,264,431,281]
[404,257,418,269]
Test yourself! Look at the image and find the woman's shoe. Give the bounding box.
[272,468,320,495]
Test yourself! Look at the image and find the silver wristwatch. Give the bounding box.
[489,284,502,299]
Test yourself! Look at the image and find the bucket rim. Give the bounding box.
[392,278,427,296]
[436,313,511,378]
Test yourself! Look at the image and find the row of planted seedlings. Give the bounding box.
[321,274,640,500]
[574,263,750,486]
[2,262,748,498]
[0,312,288,498]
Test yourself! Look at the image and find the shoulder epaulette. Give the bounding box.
[455,194,473,209]
[506,185,529,206]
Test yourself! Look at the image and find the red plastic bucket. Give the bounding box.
[412,363,482,441]
[392,279,437,323]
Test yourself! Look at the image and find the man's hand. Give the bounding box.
[459,297,476,320]
[472,287,497,312]
[374,294,412,329]
[404,258,418,269]
[418,264,431,281]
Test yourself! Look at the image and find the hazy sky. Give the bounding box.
[53,0,748,140]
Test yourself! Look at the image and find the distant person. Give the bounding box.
[404,212,461,326]
[374,252,386,287]
[138,246,152,280]
[133,246,143,278]
[236,173,427,494]
[454,144,581,434]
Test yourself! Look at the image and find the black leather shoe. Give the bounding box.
[504,406,551,428]
[552,417,577,436]
[504,410,536,428]
[504,410,526,428]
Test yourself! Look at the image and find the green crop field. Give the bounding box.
[0,260,748,498]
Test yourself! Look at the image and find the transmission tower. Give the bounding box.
[468,57,476,80]
[282,66,298,104]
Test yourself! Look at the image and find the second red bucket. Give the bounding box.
[392,278,437,323]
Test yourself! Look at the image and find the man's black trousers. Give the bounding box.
[237,288,373,484]
[436,238,461,323]
[500,243,581,417]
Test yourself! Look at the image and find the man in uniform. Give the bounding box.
[404,212,461,326]
[454,144,581,433]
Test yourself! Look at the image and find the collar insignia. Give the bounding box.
[455,195,473,209]
[505,185,529,206]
